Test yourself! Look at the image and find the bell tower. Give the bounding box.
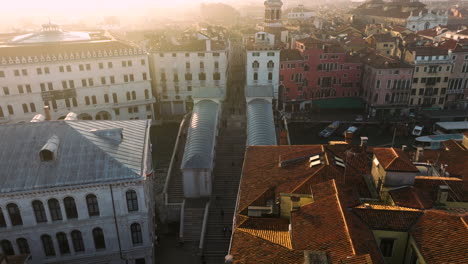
[264,0,283,29]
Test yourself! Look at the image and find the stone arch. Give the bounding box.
[77,113,93,120]
[95,111,111,120]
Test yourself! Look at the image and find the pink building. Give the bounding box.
[447,40,468,108]
[279,38,363,111]
[362,53,414,118]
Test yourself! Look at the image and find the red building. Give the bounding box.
[279,38,363,111]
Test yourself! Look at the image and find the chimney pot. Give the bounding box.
[437,185,449,204]
[360,137,368,151]
[43,106,51,121]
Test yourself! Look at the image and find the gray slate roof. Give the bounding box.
[247,99,277,146]
[0,120,150,193]
[181,100,220,169]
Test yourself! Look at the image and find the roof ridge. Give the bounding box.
[333,183,357,256]
[387,148,399,169]
[290,165,326,193]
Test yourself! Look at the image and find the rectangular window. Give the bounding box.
[379,239,394,257]
[22,69,28,76]
[59,66,64,72]
[267,52,275,56]
[18,85,24,94]
[62,81,68,89]
[413,78,418,83]
[48,82,53,90]
[79,64,84,71]
[198,53,205,57]
[25,85,31,93]
[101,77,106,85]
[88,78,94,86]
[141,59,145,65]
[142,73,147,80]
[14,70,20,76]
[110,76,115,84]
[99,63,104,69]
[82,79,87,87]
[213,52,220,56]
[37,68,42,75]
[44,67,50,74]
[108,62,113,68]
[213,72,221,80]
[122,61,127,67]
[69,80,74,88]
[86,64,91,70]
[124,75,129,82]
[3,87,9,95]
[129,74,134,82]
[128,60,132,67]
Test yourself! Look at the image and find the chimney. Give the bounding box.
[360,136,368,152]
[437,185,449,204]
[415,146,424,162]
[344,131,353,144]
[43,106,51,121]
[401,145,407,152]
[31,114,45,122]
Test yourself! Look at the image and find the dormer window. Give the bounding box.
[40,135,59,162]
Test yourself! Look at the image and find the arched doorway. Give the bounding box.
[95,111,111,120]
[77,113,93,120]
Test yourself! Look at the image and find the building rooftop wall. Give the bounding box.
[0,120,150,193]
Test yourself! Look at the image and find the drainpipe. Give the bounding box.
[110,184,128,264]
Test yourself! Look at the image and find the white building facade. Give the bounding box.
[406,11,448,31]
[0,120,154,264]
[0,24,155,123]
[150,39,228,116]
[245,32,280,99]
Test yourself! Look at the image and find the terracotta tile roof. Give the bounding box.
[341,254,373,264]
[352,205,422,231]
[280,49,303,62]
[390,176,465,209]
[238,217,292,249]
[230,231,303,264]
[373,148,419,172]
[410,210,468,264]
[291,193,356,263]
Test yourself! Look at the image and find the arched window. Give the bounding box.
[7,105,13,115]
[41,234,55,256]
[130,223,143,245]
[30,103,36,112]
[92,228,106,249]
[0,106,4,118]
[104,94,109,103]
[92,95,97,105]
[0,240,14,255]
[252,60,259,68]
[32,200,47,223]
[267,60,274,69]
[22,103,28,113]
[144,89,149,99]
[64,197,78,219]
[126,92,131,101]
[0,207,6,227]
[424,22,430,30]
[253,72,258,81]
[48,199,62,221]
[85,96,90,105]
[71,230,85,252]
[126,190,139,212]
[132,91,136,100]
[16,238,30,254]
[56,232,70,255]
[86,194,100,217]
[7,203,22,226]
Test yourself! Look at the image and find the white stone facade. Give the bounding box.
[406,11,448,31]
[150,42,228,116]
[0,181,154,264]
[0,52,155,123]
[246,49,280,98]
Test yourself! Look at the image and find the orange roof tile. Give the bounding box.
[352,205,422,231]
[373,148,419,172]
[238,217,292,249]
[410,210,468,264]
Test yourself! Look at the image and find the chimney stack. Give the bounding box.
[360,137,368,152]
[43,106,51,121]
[415,146,424,162]
[401,145,407,152]
[345,132,353,144]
